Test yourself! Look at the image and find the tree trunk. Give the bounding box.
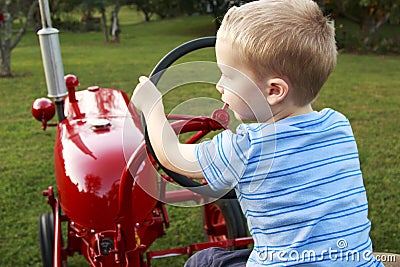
[360,11,376,45]
[0,0,37,77]
[0,47,12,77]
[359,3,393,50]
[0,3,13,77]
[100,8,109,43]
[110,0,120,43]
[144,10,151,22]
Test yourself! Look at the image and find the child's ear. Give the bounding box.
[264,78,289,106]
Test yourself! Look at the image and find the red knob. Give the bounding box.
[65,74,80,88]
[211,104,230,129]
[31,98,55,122]
[65,74,80,103]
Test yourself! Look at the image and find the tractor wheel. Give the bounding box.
[39,212,54,267]
[203,199,248,249]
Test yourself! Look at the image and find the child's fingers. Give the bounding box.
[132,75,163,113]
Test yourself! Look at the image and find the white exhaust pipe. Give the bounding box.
[37,0,67,99]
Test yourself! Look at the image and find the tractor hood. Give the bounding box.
[54,87,158,230]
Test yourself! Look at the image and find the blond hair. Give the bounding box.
[217,0,337,105]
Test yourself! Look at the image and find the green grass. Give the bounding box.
[0,10,399,267]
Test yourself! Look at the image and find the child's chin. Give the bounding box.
[233,112,242,120]
[233,112,250,122]
[234,112,264,123]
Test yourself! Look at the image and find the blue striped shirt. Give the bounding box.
[195,108,383,266]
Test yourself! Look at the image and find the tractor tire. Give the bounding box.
[203,199,248,249]
[39,212,54,267]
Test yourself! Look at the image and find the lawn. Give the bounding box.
[0,8,399,267]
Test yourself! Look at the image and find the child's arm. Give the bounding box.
[132,76,204,178]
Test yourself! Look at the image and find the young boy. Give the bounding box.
[132,0,383,266]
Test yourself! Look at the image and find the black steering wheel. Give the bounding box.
[141,36,236,199]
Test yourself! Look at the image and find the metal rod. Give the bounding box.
[38,0,52,28]
[55,98,66,122]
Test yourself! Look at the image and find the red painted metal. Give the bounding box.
[50,85,181,265]
[54,87,151,230]
[42,186,68,267]
[163,189,204,204]
[116,141,165,265]
[37,80,254,266]
[64,74,79,103]
[53,198,62,267]
[65,74,80,88]
[203,203,229,242]
[32,98,56,130]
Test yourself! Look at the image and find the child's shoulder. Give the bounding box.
[230,108,351,143]
[275,108,349,129]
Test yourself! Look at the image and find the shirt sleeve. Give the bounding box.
[195,127,250,191]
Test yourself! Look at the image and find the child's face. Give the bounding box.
[215,39,270,122]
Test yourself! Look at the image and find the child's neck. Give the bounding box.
[269,104,313,123]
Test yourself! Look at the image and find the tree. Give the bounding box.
[81,0,111,42]
[0,0,38,77]
[357,1,399,44]
[199,0,254,29]
[129,0,200,22]
[110,0,121,43]
[327,0,400,50]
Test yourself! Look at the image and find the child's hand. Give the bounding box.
[132,76,163,114]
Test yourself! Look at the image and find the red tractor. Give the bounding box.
[32,0,253,266]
